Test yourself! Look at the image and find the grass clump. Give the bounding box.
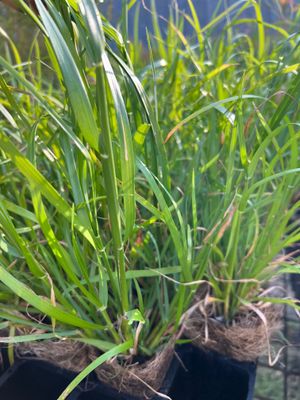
[0,0,299,397]
[131,0,300,322]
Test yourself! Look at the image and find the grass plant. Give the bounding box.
[0,0,299,398]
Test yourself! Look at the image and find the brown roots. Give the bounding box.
[184,303,282,362]
[91,342,174,399]
[16,340,91,372]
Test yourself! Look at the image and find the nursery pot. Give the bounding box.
[0,358,81,400]
[169,344,256,400]
[0,344,256,400]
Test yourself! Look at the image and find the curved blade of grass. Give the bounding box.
[0,310,60,331]
[58,339,133,400]
[30,186,103,310]
[165,95,263,142]
[76,337,115,352]
[187,0,205,63]
[35,0,99,151]
[0,201,45,278]
[0,261,102,330]
[0,56,89,158]
[270,71,300,130]
[0,27,25,80]
[107,47,169,187]
[0,330,78,343]
[0,131,95,247]
[0,103,17,128]
[240,169,300,210]
[231,19,293,42]
[137,159,189,279]
[150,0,167,60]
[248,124,290,178]
[0,74,31,130]
[201,0,248,33]
[252,0,265,60]
[17,0,45,32]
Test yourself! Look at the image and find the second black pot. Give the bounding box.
[169,344,256,400]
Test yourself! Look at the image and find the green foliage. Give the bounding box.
[0,2,299,396]
[130,0,300,322]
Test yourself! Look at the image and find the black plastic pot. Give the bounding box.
[0,344,256,400]
[169,344,256,400]
[0,359,81,400]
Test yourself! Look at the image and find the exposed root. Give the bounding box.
[16,340,90,372]
[184,302,282,362]
[91,342,174,399]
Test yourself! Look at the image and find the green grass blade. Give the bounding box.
[35,0,99,150]
[58,339,133,400]
[0,131,95,246]
[0,261,102,330]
